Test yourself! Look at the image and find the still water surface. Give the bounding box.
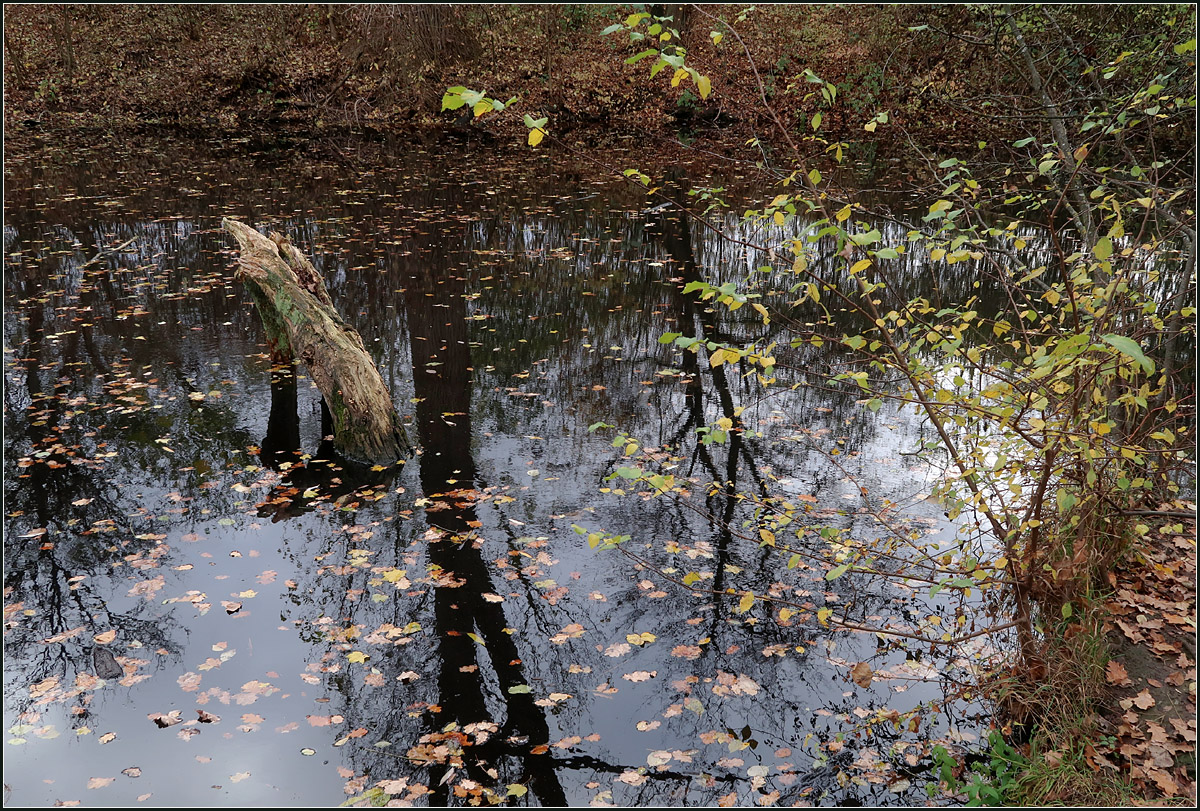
[5,135,1000,806]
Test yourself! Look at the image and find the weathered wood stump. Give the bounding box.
[223,218,411,464]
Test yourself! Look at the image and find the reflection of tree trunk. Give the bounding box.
[656,177,774,635]
[261,361,300,468]
[658,179,769,498]
[405,266,568,807]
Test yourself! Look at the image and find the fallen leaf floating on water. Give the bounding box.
[623,670,656,682]
[87,777,115,789]
[149,711,182,728]
[850,662,874,688]
[92,629,117,645]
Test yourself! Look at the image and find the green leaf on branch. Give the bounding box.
[1100,334,1154,373]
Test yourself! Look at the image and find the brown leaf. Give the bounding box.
[92,630,117,645]
[1106,660,1133,686]
[87,777,115,789]
[850,662,874,688]
[1134,689,1156,710]
[1146,768,1179,796]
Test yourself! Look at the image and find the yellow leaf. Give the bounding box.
[850,259,871,274]
[671,68,688,88]
[716,417,733,431]
[736,592,755,614]
[864,120,877,132]
[836,205,852,222]
[347,651,369,664]
[626,632,656,646]
[697,74,712,100]
[778,608,793,622]
[473,100,491,118]
[817,608,833,626]
[759,529,776,546]
[773,210,785,226]
[528,128,545,147]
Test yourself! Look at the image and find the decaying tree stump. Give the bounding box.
[223,218,411,464]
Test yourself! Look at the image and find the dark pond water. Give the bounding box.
[5,134,1017,807]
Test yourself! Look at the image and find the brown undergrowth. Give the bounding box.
[988,501,1196,804]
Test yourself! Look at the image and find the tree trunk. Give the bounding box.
[223,218,411,465]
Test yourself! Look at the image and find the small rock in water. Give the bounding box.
[92,646,123,680]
